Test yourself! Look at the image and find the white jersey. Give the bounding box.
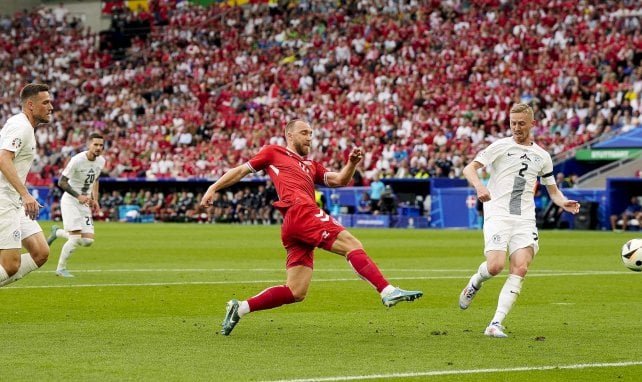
[61,151,106,197]
[474,137,555,221]
[0,113,36,207]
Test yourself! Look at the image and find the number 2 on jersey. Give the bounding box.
[509,162,529,215]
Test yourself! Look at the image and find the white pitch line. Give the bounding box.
[1,270,634,290]
[262,360,642,382]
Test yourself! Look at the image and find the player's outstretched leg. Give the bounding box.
[221,299,241,336]
[381,286,423,307]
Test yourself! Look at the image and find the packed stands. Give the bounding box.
[1,0,641,221]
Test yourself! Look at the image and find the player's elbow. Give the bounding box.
[328,176,350,188]
[333,179,349,188]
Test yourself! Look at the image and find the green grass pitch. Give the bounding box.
[1,222,641,381]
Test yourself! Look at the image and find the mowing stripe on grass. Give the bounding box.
[3,270,634,289]
[262,360,642,382]
[15,268,620,273]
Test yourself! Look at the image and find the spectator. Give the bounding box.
[555,172,572,189]
[610,196,642,232]
[369,172,385,214]
[357,191,372,214]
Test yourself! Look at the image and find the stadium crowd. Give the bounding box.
[1,0,642,220]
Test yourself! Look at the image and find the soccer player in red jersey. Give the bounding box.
[201,119,423,336]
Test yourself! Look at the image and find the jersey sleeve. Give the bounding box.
[247,145,272,173]
[473,141,501,167]
[98,157,107,172]
[313,161,329,186]
[0,121,27,153]
[61,156,77,178]
[538,153,555,186]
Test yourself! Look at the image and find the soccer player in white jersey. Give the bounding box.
[48,133,105,277]
[459,103,581,338]
[0,83,52,287]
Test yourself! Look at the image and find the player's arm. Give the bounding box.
[463,160,491,202]
[545,183,580,214]
[91,179,101,211]
[0,149,30,199]
[0,149,39,219]
[201,164,253,207]
[325,148,362,187]
[58,174,91,205]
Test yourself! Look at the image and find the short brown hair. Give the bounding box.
[285,119,308,134]
[20,83,49,104]
[89,133,104,141]
[510,103,534,120]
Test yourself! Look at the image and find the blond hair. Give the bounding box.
[510,103,534,120]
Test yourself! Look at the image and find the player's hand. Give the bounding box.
[22,193,41,220]
[348,147,363,165]
[563,199,581,214]
[91,200,101,213]
[201,188,215,207]
[476,186,491,203]
[78,194,92,206]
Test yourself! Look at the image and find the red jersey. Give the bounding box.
[247,145,329,209]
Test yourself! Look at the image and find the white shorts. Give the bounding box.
[0,206,43,249]
[483,216,539,256]
[61,193,95,234]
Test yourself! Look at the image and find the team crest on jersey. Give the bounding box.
[13,230,21,242]
[533,155,542,164]
[11,138,22,149]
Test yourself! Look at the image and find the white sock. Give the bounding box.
[491,274,524,325]
[57,236,80,270]
[470,261,492,289]
[379,284,395,298]
[0,266,8,283]
[56,229,70,240]
[238,300,250,317]
[0,253,39,287]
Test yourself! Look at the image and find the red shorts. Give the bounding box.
[280,203,345,269]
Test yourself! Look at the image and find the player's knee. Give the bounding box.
[289,287,308,302]
[337,232,363,252]
[348,236,363,249]
[292,291,307,302]
[511,264,529,277]
[80,238,95,247]
[486,262,504,276]
[0,254,21,275]
[31,246,49,267]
